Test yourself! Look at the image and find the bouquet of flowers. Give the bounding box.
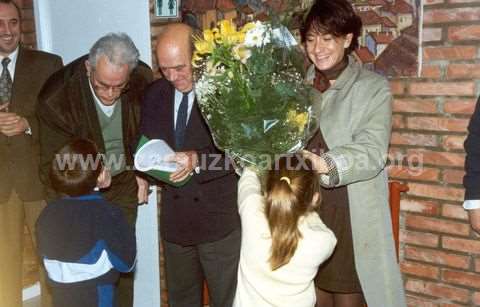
[193,19,316,168]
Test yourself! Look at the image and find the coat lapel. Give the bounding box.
[10,47,31,113]
[77,66,106,153]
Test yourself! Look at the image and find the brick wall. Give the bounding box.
[389,0,480,306]
[17,0,37,49]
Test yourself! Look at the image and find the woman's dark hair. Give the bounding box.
[300,0,362,54]
[49,139,103,197]
[264,154,321,270]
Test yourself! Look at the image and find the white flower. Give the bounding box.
[244,21,271,48]
[195,76,216,103]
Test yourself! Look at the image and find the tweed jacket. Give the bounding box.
[0,46,62,203]
[139,78,240,245]
[308,57,406,307]
[36,55,153,209]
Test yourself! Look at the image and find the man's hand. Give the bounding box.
[0,111,29,137]
[169,151,198,182]
[136,176,149,205]
[97,168,112,189]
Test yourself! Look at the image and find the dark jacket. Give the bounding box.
[0,47,62,203]
[139,78,240,245]
[464,96,480,200]
[36,193,136,307]
[36,55,153,213]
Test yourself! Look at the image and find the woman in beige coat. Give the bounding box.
[301,1,406,306]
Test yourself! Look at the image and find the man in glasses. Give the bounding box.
[37,32,152,307]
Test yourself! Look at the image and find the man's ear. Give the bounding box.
[85,60,91,76]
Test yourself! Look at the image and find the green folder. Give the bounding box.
[135,135,191,187]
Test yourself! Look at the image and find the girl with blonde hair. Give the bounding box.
[233,154,336,307]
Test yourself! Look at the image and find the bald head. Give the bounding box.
[156,23,194,92]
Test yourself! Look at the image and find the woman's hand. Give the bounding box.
[302,150,329,174]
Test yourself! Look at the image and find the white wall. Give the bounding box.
[32,1,160,306]
[33,0,152,66]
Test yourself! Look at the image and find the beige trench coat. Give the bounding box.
[308,57,406,307]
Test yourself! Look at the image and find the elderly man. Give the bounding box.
[37,33,152,307]
[139,23,241,307]
[0,0,62,306]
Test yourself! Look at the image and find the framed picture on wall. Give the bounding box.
[155,0,180,18]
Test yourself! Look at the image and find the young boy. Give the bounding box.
[36,139,136,307]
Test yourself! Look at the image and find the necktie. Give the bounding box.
[0,57,12,104]
[175,92,189,148]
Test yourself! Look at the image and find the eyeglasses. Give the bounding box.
[90,71,130,94]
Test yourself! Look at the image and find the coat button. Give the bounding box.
[193,197,199,202]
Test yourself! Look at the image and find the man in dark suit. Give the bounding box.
[139,23,241,307]
[0,0,62,306]
[37,33,152,307]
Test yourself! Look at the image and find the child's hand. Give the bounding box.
[97,168,112,189]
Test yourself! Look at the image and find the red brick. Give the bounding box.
[401,229,440,248]
[390,132,438,147]
[406,296,437,307]
[393,99,438,114]
[475,258,480,272]
[424,7,480,24]
[423,46,477,61]
[406,295,438,307]
[442,169,465,185]
[442,269,480,289]
[439,303,465,307]
[405,246,470,269]
[421,65,443,79]
[407,182,465,202]
[424,0,444,4]
[401,198,440,215]
[21,8,33,19]
[406,149,465,168]
[405,279,469,303]
[443,236,480,254]
[407,117,469,132]
[423,28,443,43]
[473,292,480,306]
[405,214,470,236]
[449,25,480,41]
[442,203,469,220]
[408,183,464,201]
[401,261,440,279]
[392,114,406,129]
[390,80,406,95]
[389,165,440,182]
[442,136,466,151]
[444,99,477,115]
[409,82,475,96]
[447,64,480,79]
[21,19,35,33]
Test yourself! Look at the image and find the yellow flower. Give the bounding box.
[232,44,251,64]
[241,22,256,33]
[203,29,215,43]
[194,39,214,55]
[214,19,240,45]
[287,110,308,132]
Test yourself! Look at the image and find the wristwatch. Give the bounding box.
[24,127,32,135]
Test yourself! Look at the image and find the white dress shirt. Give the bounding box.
[174,89,195,128]
[0,46,19,81]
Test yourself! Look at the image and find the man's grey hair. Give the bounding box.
[88,33,140,71]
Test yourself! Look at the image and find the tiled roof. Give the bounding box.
[375,33,418,76]
[369,32,394,44]
[386,0,414,14]
[382,17,396,28]
[355,47,375,63]
[358,10,383,26]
